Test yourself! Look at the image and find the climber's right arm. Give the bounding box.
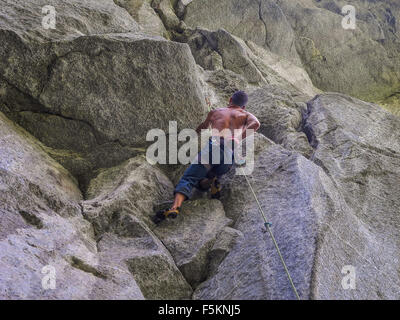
[242,113,260,139]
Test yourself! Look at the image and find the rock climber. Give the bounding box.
[153,91,260,224]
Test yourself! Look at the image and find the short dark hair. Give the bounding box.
[232,91,248,107]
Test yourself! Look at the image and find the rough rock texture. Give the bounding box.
[194,101,400,299]
[82,156,193,299]
[185,0,301,66]
[0,113,81,204]
[303,93,400,299]
[281,0,400,107]
[184,0,400,113]
[82,156,174,229]
[247,85,313,157]
[0,112,144,299]
[0,0,139,41]
[306,93,400,299]
[153,0,181,32]
[176,26,318,115]
[245,40,318,98]
[1,0,400,301]
[154,199,232,287]
[80,155,238,296]
[186,28,267,85]
[207,227,244,277]
[195,139,328,300]
[96,221,193,299]
[0,0,207,184]
[195,100,400,299]
[114,0,168,37]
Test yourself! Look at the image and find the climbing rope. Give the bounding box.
[205,96,212,112]
[239,167,301,300]
[205,97,300,299]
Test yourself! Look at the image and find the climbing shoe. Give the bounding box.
[152,208,180,225]
[210,178,222,199]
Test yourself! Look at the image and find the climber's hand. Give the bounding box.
[235,156,246,166]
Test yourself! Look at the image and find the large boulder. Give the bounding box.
[1,0,400,301]
[244,40,318,99]
[95,215,193,300]
[153,199,232,288]
[194,141,335,300]
[0,0,139,41]
[0,112,81,204]
[0,0,208,184]
[303,93,400,299]
[0,112,144,299]
[194,99,400,299]
[247,85,313,157]
[82,156,194,299]
[82,156,174,230]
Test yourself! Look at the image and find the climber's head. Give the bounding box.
[230,91,248,109]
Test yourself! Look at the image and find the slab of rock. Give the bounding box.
[188,28,317,89]
[0,0,139,41]
[0,112,143,299]
[182,27,317,110]
[0,204,144,300]
[244,40,319,99]
[96,216,193,300]
[83,155,174,231]
[303,93,400,299]
[186,28,266,85]
[0,112,81,205]
[153,199,232,288]
[247,85,313,157]
[184,0,400,113]
[185,0,301,66]
[114,0,168,37]
[194,94,400,300]
[82,156,193,298]
[152,0,181,31]
[195,143,332,300]
[0,0,208,183]
[207,227,244,277]
[83,157,233,293]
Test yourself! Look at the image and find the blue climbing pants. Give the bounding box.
[174,137,234,199]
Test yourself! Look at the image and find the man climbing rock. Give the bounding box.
[153,91,260,224]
